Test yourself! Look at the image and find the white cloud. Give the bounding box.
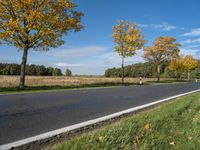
[100,50,145,67]
[182,38,200,44]
[182,28,200,36]
[139,23,184,31]
[53,49,145,75]
[56,63,88,67]
[180,48,200,59]
[184,45,200,49]
[48,46,107,58]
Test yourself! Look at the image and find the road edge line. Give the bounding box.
[0,89,199,150]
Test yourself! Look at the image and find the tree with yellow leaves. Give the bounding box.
[182,55,198,80]
[144,36,180,82]
[169,55,198,80]
[112,20,146,83]
[169,56,185,80]
[0,0,83,89]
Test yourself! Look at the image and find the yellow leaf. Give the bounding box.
[144,123,150,129]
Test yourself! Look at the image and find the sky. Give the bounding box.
[0,0,200,75]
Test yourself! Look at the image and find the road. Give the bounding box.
[0,82,199,145]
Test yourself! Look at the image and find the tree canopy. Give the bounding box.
[144,36,180,81]
[169,55,198,80]
[0,0,83,50]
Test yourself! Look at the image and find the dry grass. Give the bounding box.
[0,76,171,88]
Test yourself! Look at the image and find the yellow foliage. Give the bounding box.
[169,57,184,73]
[112,20,146,57]
[182,55,198,71]
[144,36,180,65]
[169,55,198,79]
[0,0,83,50]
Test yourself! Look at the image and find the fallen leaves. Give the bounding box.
[144,123,150,129]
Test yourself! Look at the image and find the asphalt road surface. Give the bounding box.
[0,82,199,145]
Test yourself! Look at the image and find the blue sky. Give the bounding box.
[0,0,200,75]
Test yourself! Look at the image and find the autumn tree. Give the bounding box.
[182,55,198,80]
[144,36,180,81]
[0,0,83,89]
[169,56,184,80]
[112,20,146,83]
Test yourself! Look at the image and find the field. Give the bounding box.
[46,92,200,150]
[0,75,174,88]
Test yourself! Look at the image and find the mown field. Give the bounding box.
[46,92,200,150]
[0,75,174,88]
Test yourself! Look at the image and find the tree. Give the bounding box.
[182,55,198,80]
[26,64,37,75]
[35,65,46,76]
[65,69,72,76]
[0,0,83,89]
[112,20,146,83]
[53,68,62,76]
[46,67,54,76]
[169,56,185,80]
[9,64,20,75]
[191,60,200,79]
[104,62,155,78]
[144,36,180,81]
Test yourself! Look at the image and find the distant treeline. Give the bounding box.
[105,61,200,79]
[0,63,63,76]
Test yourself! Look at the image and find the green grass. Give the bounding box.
[0,80,190,95]
[45,92,200,150]
[0,82,142,95]
[146,79,190,84]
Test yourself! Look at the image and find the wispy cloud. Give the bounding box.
[182,28,200,37]
[100,50,145,67]
[139,23,184,31]
[180,48,200,59]
[53,49,145,75]
[182,38,200,44]
[184,45,200,49]
[48,46,107,58]
[56,62,88,67]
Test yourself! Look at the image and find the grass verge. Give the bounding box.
[0,82,140,95]
[45,92,200,150]
[0,80,190,95]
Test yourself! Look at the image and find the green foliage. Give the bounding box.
[105,60,200,79]
[65,69,72,76]
[35,65,46,76]
[0,63,20,75]
[46,67,55,76]
[105,62,157,78]
[0,63,62,76]
[191,60,200,79]
[191,68,200,79]
[53,68,62,76]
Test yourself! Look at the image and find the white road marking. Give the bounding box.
[0,89,199,150]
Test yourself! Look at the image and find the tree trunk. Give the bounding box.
[121,56,125,84]
[157,64,160,82]
[187,71,190,80]
[19,47,28,89]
